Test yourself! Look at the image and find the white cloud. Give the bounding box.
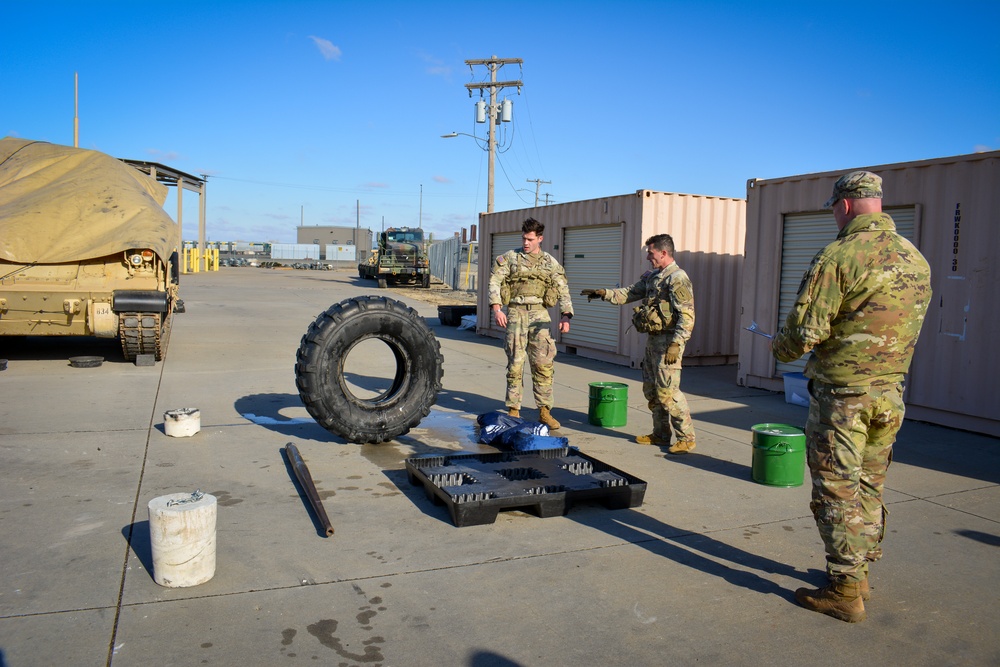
[417,50,450,79]
[146,148,181,161]
[308,35,342,61]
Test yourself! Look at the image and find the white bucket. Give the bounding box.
[782,372,809,407]
[148,491,217,587]
[164,408,201,437]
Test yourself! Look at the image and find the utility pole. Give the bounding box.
[73,72,79,147]
[526,178,550,207]
[542,193,555,206]
[464,56,522,213]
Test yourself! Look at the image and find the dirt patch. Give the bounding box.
[383,280,478,307]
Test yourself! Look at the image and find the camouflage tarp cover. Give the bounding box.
[0,137,177,264]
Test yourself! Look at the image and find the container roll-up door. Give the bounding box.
[490,232,522,260]
[776,207,917,375]
[561,225,623,348]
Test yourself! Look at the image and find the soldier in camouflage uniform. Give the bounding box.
[581,234,696,454]
[488,218,574,430]
[771,171,932,623]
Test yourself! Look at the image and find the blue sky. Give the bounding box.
[4,1,998,243]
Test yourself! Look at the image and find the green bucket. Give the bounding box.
[588,382,628,427]
[751,423,806,487]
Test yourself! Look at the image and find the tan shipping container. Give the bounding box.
[738,151,1000,437]
[476,190,746,369]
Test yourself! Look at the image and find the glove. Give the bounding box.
[665,343,681,365]
[580,288,606,302]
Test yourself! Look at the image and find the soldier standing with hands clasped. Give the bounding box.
[488,218,574,430]
[771,171,932,623]
[581,234,696,454]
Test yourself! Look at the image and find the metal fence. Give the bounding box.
[429,238,478,291]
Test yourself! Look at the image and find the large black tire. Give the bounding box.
[377,277,387,289]
[295,296,444,443]
[421,273,431,288]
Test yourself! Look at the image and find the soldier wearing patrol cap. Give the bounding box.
[488,218,574,429]
[771,170,932,622]
[581,233,696,454]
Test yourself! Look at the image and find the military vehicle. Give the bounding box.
[0,137,181,362]
[358,226,431,288]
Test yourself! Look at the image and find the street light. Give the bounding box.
[441,131,494,213]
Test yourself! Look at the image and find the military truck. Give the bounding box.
[358,226,431,288]
[0,137,181,362]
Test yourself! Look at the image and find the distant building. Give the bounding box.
[296,225,373,251]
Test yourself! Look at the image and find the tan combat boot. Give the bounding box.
[635,433,668,446]
[859,577,870,601]
[667,439,696,455]
[538,406,561,430]
[794,581,866,623]
[508,408,520,418]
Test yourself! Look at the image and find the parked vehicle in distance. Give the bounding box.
[358,227,431,288]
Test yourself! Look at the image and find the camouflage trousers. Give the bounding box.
[641,335,694,443]
[805,380,904,584]
[503,306,557,409]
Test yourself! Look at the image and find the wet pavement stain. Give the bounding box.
[305,619,384,664]
[209,490,244,507]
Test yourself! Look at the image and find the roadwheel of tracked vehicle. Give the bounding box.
[295,295,443,443]
[421,273,431,288]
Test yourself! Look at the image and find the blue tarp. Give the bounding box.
[476,411,569,451]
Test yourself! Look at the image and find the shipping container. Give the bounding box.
[324,245,357,261]
[270,243,320,260]
[477,190,746,368]
[738,150,1000,436]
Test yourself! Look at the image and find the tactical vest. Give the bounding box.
[501,252,559,307]
[632,301,672,334]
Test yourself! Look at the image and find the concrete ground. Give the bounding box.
[1,268,998,667]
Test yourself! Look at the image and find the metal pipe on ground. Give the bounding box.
[284,443,335,537]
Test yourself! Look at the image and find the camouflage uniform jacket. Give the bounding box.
[605,262,694,345]
[772,212,932,386]
[488,249,574,316]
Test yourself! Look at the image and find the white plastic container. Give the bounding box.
[783,372,809,407]
[164,408,201,437]
[148,491,217,587]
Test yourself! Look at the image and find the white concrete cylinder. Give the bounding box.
[148,491,217,587]
[164,408,201,437]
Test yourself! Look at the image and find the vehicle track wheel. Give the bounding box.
[295,296,443,443]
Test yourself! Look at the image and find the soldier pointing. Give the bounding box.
[581,233,696,454]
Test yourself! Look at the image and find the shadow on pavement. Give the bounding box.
[570,507,818,598]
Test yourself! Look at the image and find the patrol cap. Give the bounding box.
[823,170,883,208]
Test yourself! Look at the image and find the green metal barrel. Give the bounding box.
[750,423,806,487]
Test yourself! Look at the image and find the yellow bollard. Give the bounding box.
[203,248,219,272]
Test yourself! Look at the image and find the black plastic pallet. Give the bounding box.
[437,305,477,326]
[405,447,647,527]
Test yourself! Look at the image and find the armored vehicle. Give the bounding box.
[0,138,180,361]
[358,226,430,288]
